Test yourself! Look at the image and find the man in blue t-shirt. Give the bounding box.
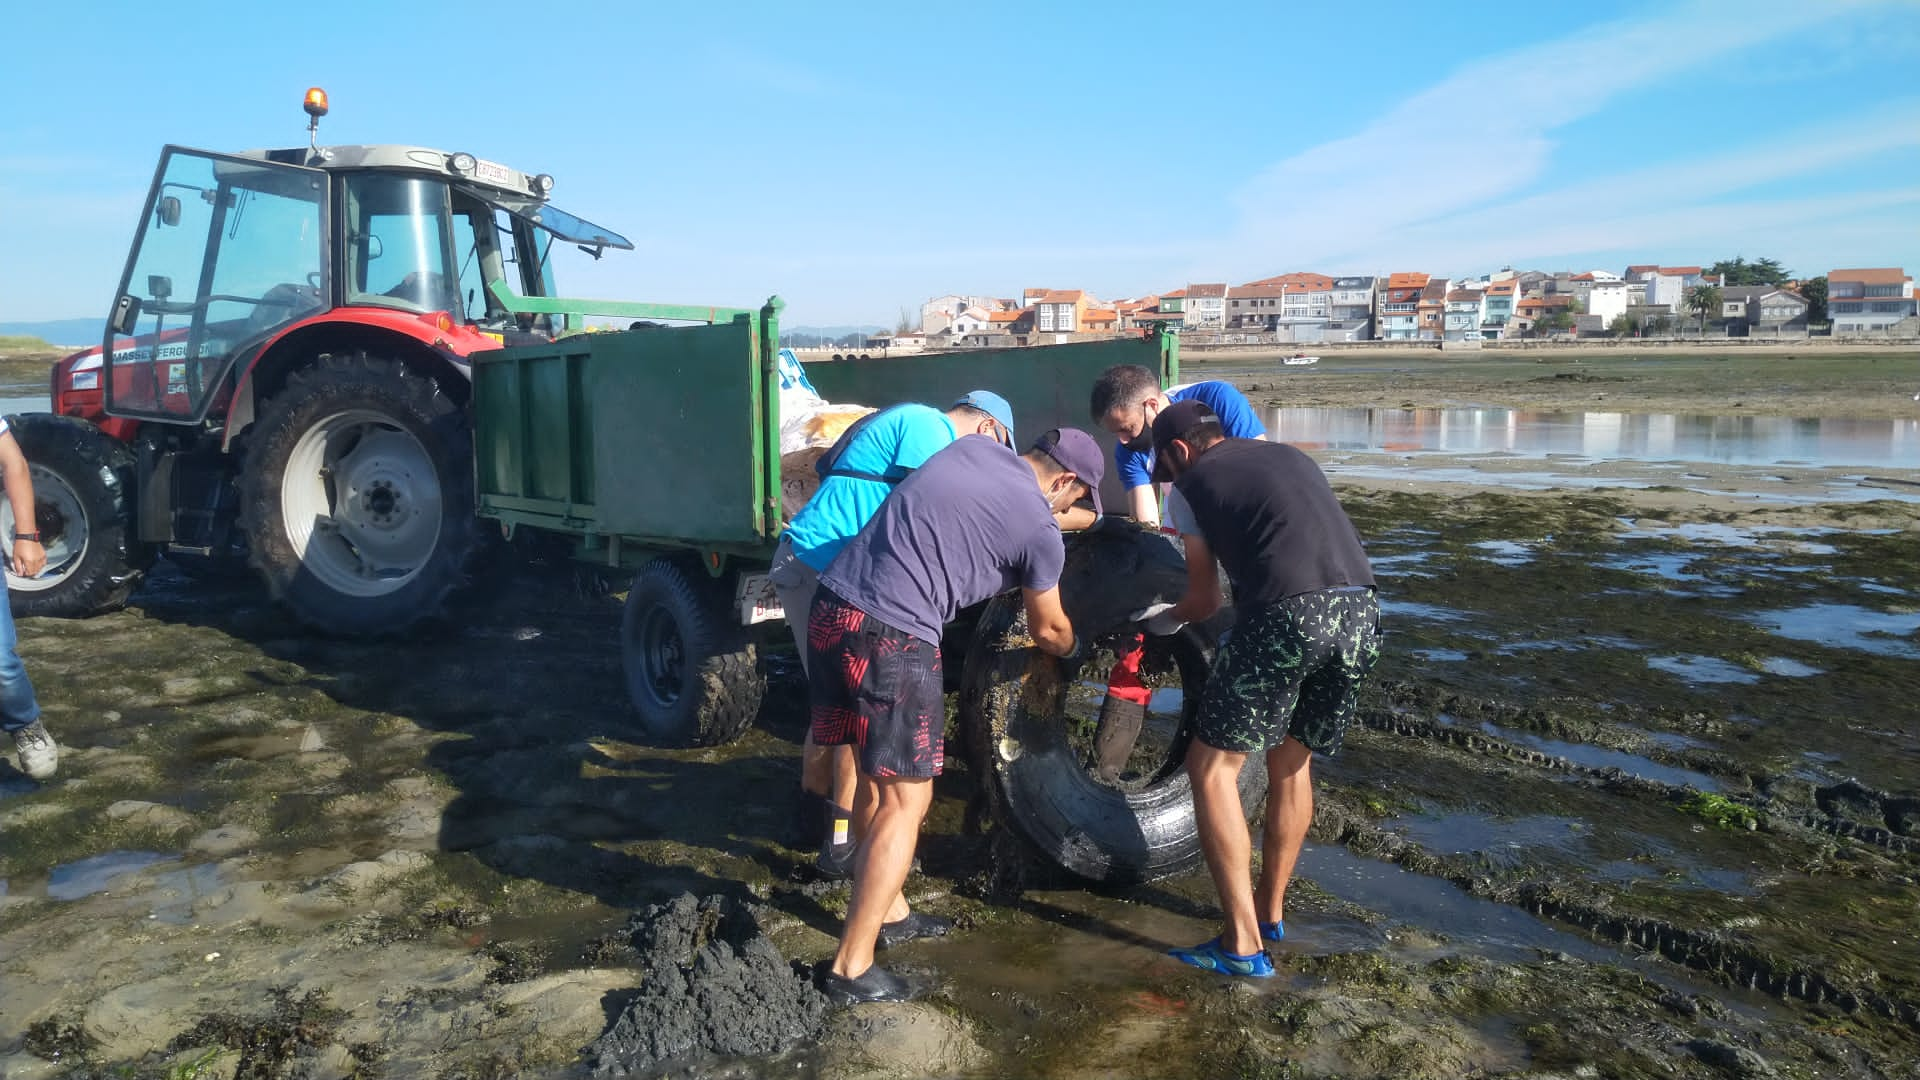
[769,391,1016,878]
[809,427,1105,1004]
[1087,363,1265,528]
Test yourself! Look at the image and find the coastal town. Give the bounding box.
[876,263,1920,350]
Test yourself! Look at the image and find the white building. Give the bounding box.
[1183,284,1228,329]
[1645,267,1710,311]
[1828,268,1916,333]
[921,294,1003,335]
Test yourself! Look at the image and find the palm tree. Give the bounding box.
[1686,283,1723,335]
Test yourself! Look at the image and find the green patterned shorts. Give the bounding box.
[1195,587,1381,756]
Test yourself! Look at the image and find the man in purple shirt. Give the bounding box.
[810,428,1106,1004]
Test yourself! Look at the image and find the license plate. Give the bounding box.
[473,159,515,185]
[736,572,784,625]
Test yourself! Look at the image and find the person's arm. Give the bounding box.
[0,431,46,577]
[1128,484,1160,527]
[1054,504,1098,532]
[1168,532,1222,624]
[1022,584,1076,656]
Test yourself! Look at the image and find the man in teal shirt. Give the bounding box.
[769,391,1016,875]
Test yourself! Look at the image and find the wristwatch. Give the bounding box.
[13,532,40,543]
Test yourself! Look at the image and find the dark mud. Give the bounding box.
[3,460,1919,1078]
[589,894,826,1075]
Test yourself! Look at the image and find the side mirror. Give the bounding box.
[109,294,143,337]
[364,235,384,260]
[156,196,182,228]
[148,275,173,301]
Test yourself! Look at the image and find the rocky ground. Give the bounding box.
[1,361,1918,1077]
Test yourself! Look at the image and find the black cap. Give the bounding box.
[1149,399,1218,483]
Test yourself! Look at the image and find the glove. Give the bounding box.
[1057,634,1091,684]
[1130,602,1187,637]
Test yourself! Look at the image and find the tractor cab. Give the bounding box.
[88,91,631,425]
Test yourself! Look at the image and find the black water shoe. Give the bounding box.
[817,963,916,1005]
[877,911,955,950]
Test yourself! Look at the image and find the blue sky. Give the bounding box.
[2,0,1916,328]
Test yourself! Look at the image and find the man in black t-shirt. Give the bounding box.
[1132,399,1380,978]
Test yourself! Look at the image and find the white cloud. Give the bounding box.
[1198,0,1909,280]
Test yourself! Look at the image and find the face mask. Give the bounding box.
[1123,429,1154,453]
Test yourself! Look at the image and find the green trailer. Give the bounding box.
[469,300,1179,746]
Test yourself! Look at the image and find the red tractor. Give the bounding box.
[11,89,632,632]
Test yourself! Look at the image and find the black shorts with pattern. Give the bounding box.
[806,587,946,779]
[1196,586,1381,756]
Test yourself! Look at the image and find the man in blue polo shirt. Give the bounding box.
[769,391,1016,877]
[1087,364,1265,528]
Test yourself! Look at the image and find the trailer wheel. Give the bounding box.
[240,353,482,635]
[3,414,153,617]
[621,557,765,746]
[959,525,1266,884]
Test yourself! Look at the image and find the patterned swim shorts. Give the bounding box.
[806,588,946,778]
[1195,587,1381,756]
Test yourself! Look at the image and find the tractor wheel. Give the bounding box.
[621,557,765,747]
[239,353,483,635]
[959,524,1266,884]
[4,414,153,617]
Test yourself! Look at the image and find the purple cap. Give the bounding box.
[1032,427,1105,516]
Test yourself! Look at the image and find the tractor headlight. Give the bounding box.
[533,173,555,195]
[70,370,100,391]
[449,152,477,175]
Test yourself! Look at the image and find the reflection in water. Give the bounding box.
[1267,407,1920,468]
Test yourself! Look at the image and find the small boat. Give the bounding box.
[1282,353,1320,366]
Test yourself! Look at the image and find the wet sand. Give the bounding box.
[2,385,1918,1075]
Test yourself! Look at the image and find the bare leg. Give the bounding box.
[800,730,832,797]
[848,771,912,923]
[830,744,858,818]
[1254,737,1314,926]
[833,775,934,979]
[1186,741,1261,956]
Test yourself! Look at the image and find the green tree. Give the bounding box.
[1707,256,1791,286]
[1609,313,1634,337]
[1798,276,1828,324]
[1686,283,1723,333]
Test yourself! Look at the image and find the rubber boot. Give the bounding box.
[1092,635,1154,783]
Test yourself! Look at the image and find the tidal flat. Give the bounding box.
[2,407,1917,1077]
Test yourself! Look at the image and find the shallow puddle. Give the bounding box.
[1743,603,1920,658]
[1388,810,1590,866]
[1645,654,1761,685]
[1478,723,1722,791]
[1471,540,1535,566]
[44,850,177,901]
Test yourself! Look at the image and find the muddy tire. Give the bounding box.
[4,414,153,617]
[960,524,1267,884]
[621,557,765,746]
[239,354,482,635]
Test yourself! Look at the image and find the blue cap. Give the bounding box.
[953,390,1016,449]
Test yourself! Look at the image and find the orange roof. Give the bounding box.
[1572,272,1596,281]
[1486,281,1517,295]
[1445,289,1483,302]
[1627,264,1659,273]
[1243,271,1334,290]
[1658,266,1702,275]
[1039,289,1085,303]
[1830,267,1910,285]
[1186,283,1228,297]
[987,309,1028,323]
[1084,309,1118,323]
[1386,272,1430,289]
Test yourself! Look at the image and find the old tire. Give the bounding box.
[960,524,1266,884]
[239,354,482,635]
[4,414,153,617]
[621,557,765,747]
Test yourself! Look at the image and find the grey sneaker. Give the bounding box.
[11,720,57,780]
